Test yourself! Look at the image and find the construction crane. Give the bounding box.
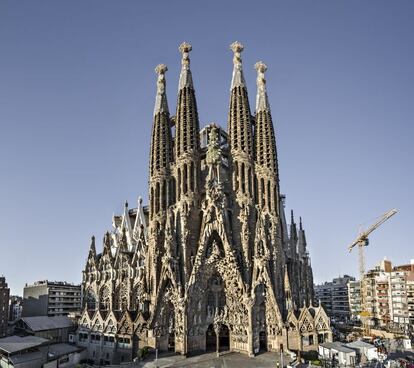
[348,208,397,278]
[348,208,397,334]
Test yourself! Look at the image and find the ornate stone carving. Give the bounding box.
[80,43,328,363]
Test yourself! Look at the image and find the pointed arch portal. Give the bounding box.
[205,323,230,353]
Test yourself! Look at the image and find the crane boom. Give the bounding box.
[348,208,397,252]
[363,208,397,238]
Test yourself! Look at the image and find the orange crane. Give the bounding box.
[348,208,397,333]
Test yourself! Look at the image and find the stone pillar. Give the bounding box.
[182,305,188,356]
[246,297,255,357]
[214,322,221,357]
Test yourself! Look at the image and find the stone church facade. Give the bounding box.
[78,42,332,365]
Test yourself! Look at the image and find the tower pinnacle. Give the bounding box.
[88,235,96,260]
[255,61,270,112]
[154,64,169,116]
[230,41,246,89]
[178,42,193,90]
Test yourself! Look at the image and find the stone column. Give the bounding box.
[246,297,255,357]
[214,322,221,357]
[182,304,188,356]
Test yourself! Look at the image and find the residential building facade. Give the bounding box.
[0,277,9,337]
[23,281,81,317]
[8,296,22,322]
[348,259,414,331]
[348,280,362,319]
[315,275,355,321]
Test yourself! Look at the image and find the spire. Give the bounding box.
[284,265,293,311]
[255,61,270,112]
[175,42,200,159]
[297,217,307,256]
[88,235,96,258]
[153,64,169,116]
[230,41,246,89]
[279,195,289,249]
[103,232,112,257]
[289,210,298,257]
[178,42,193,90]
[254,61,279,211]
[228,41,254,161]
[149,64,173,179]
[119,227,128,252]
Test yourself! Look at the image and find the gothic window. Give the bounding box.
[300,317,313,333]
[267,180,272,211]
[260,178,265,208]
[248,167,252,196]
[177,168,181,201]
[233,161,239,191]
[316,317,328,331]
[81,318,89,328]
[162,181,166,210]
[99,286,111,310]
[119,321,132,335]
[205,233,224,259]
[170,178,176,205]
[105,320,117,334]
[190,162,194,191]
[206,274,226,316]
[183,164,188,194]
[206,291,215,317]
[150,187,154,218]
[130,286,138,310]
[93,320,103,333]
[85,288,96,310]
[241,163,246,193]
[155,182,160,214]
[120,283,129,311]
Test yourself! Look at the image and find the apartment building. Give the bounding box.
[23,281,81,317]
[348,280,362,319]
[348,259,414,331]
[315,275,355,321]
[0,277,9,337]
[406,274,414,327]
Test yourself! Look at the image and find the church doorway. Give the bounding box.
[259,331,267,351]
[168,333,175,351]
[205,324,230,353]
[219,324,230,351]
[206,324,216,351]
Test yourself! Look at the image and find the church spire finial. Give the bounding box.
[230,41,246,89]
[299,216,302,230]
[153,64,169,116]
[291,209,294,224]
[255,61,270,112]
[178,42,193,90]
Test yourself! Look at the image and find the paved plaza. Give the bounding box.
[139,351,290,368]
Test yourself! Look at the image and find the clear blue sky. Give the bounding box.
[1,1,413,295]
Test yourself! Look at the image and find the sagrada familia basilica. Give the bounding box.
[78,42,332,365]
